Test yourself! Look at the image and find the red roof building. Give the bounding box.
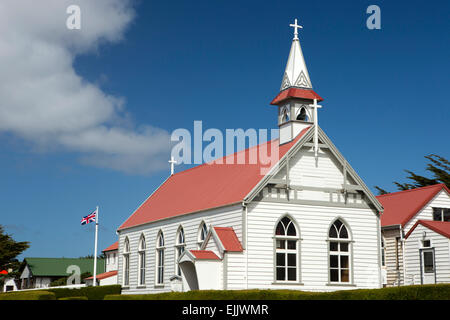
[103,241,118,252]
[118,127,310,231]
[116,19,385,293]
[378,184,450,287]
[377,184,450,227]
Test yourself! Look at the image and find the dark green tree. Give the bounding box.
[0,225,30,288]
[375,154,450,195]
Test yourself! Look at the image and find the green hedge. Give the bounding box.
[104,284,450,300]
[48,285,121,300]
[58,296,89,300]
[0,290,56,300]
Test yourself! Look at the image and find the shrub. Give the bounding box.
[104,284,450,300]
[0,290,56,300]
[58,296,88,300]
[48,284,121,300]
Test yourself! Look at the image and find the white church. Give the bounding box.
[116,19,384,294]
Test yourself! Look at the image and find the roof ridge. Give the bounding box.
[376,183,445,198]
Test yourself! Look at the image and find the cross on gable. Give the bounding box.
[169,156,177,175]
[289,18,303,40]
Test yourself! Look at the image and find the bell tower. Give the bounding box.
[271,19,323,145]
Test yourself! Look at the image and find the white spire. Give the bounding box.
[280,18,312,91]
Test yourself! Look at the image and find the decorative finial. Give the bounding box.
[289,18,303,40]
[169,156,177,175]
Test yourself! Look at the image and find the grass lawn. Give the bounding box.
[104,284,450,300]
[1,284,449,300]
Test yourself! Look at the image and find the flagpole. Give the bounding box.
[93,206,99,287]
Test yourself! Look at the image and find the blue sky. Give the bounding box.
[1,0,448,259]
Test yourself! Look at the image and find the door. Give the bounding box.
[421,249,436,284]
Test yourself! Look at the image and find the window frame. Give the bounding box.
[137,235,146,287]
[175,226,186,276]
[432,207,450,222]
[155,231,165,286]
[122,237,130,287]
[296,106,309,121]
[327,218,354,286]
[273,215,302,284]
[197,221,208,249]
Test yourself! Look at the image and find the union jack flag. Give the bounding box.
[81,210,97,225]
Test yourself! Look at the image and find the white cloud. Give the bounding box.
[0,0,171,174]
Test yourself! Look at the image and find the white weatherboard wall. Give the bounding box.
[105,251,118,272]
[100,275,118,286]
[195,261,222,290]
[404,190,450,233]
[247,146,381,291]
[118,204,243,294]
[247,202,380,291]
[404,224,450,285]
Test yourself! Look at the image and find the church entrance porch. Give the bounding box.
[178,250,223,291]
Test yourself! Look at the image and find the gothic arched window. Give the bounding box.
[328,219,351,283]
[156,231,165,285]
[123,237,130,286]
[175,226,186,276]
[197,222,208,249]
[280,105,290,123]
[296,107,308,121]
[275,216,299,282]
[138,235,146,286]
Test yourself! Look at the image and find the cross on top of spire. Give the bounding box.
[289,18,303,40]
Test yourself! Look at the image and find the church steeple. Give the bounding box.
[271,19,323,145]
[280,19,313,91]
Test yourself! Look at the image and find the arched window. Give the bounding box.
[197,222,208,249]
[175,226,186,276]
[138,235,146,286]
[328,219,351,283]
[156,231,165,285]
[296,107,309,121]
[275,216,299,282]
[123,237,130,286]
[281,106,290,123]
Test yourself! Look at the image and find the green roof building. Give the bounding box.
[20,257,105,289]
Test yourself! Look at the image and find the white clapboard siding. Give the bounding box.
[225,252,246,290]
[247,200,381,291]
[118,204,242,294]
[247,145,381,291]
[404,224,450,284]
[382,229,404,286]
[404,190,450,233]
[272,147,362,203]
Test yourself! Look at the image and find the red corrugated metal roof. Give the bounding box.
[190,250,221,260]
[103,241,118,252]
[270,88,323,105]
[214,227,243,252]
[85,270,118,280]
[118,127,311,230]
[377,184,450,227]
[405,220,450,239]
